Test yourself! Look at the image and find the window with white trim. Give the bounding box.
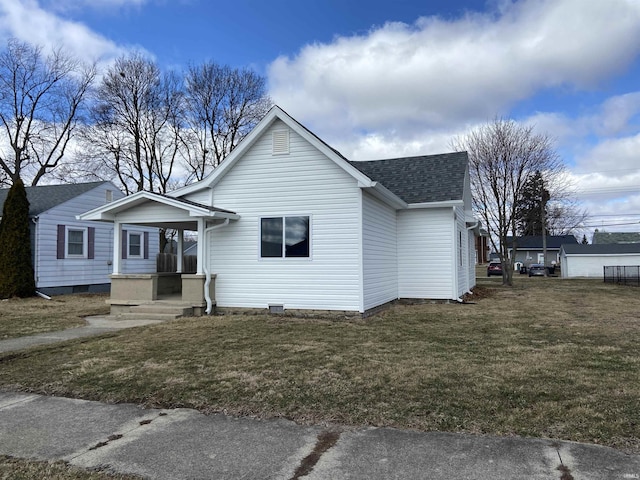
[260,216,310,258]
[128,232,143,258]
[67,227,87,258]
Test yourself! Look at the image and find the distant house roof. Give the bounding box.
[506,235,578,250]
[592,231,640,244]
[348,152,468,204]
[561,243,640,255]
[0,181,108,217]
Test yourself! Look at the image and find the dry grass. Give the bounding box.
[0,294,110,340]
[0,277,638,453]
[0,455,142,480]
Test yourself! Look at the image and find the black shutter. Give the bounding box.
[57,225,65,259]
[143,231,149,259]
[121,229,128,259]
[88,227,95,259]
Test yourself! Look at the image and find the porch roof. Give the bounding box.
[77,190,239,230]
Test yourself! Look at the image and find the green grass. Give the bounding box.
[0,294,110,340]
[0,278,638,453]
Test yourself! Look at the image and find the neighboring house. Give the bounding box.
[560,243,640,278]
[475,228,490,264]
[80,106,481,315]
[592,231,640,244]
[0,181,158,295]
[506,235,578,266]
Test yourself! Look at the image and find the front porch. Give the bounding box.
[109,272,216,318]
[77,191,240,318]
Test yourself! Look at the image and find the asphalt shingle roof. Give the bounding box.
[0,181,108,217]
[592,231,640,244]
[561,243,640,255]
[506,235,578,249]
[348,152,468,204]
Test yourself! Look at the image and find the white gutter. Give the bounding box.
[32,217,39,287]
[408,200,464,209]
[203,218,230,314]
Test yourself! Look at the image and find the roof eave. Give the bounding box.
[407,200,464,209]
[362,182,407,209]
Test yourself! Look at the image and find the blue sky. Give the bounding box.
[1,0,639,235]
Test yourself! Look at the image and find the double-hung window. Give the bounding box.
[260,216,310,258]
[128,232,142,258]
[67,228,87,258]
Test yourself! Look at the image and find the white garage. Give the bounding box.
[559,243,640,278]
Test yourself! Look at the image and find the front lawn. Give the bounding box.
[0,294,110,340]
[0,278,638,453]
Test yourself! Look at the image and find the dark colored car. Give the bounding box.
[528,264,546,277]
[487,262,503,277]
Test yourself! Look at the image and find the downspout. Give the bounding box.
[203,218,230,314]
[32,217,39,291]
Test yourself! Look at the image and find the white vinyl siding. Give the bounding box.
[207,120,362,312]
[455,210,468,297]
[561,254,640,278]
[398,208,455,300]
[35,183,158,289]
[362,191,397,310]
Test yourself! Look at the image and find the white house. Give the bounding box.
[79,106,480,316]
[0,181,158,295]
[560,243,640,279]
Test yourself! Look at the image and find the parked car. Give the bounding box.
[528,264,546,277]
[487,262,503,277]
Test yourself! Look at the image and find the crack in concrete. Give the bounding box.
[554,443,575,480]
[68,411,164,461]
[290,430,341,479]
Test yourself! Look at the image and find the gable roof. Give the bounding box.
[592,231,640,244]
[0,181,108,217]
[171,106,469,209]
[78,190,239,227]
[170,106,378,199]
[349,152,468,204]
[561,243,640,255]
[507,235,578,249]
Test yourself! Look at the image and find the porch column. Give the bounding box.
[177,229,184,273]
[196,218,205,275]
[113,221,122,274]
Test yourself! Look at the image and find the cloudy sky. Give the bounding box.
[1,0,639,235]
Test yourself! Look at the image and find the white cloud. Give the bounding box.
[0,0,137,65]
[268,0,640,144]
[574,133,640,177]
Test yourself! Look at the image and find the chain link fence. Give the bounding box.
[603,265,640,286]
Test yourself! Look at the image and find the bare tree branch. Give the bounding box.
[452,118,564,286]
[0,39,96,185]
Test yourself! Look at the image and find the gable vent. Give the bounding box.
[272,129,290,155]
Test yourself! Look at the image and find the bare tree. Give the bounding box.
[183,62,271,181]
[0,39,95,185]
[82,53,184,195]
[547,199,589,236]
[452,118,564,286]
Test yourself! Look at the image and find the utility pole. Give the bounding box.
[541,189,549,277]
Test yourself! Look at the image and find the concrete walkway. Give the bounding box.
[0,392,639,479]
[0,321,639,478]
[0,316,162,354]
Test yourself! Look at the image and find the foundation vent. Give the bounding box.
[268,304,285,314]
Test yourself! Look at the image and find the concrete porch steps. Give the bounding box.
[114,303,196,321]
